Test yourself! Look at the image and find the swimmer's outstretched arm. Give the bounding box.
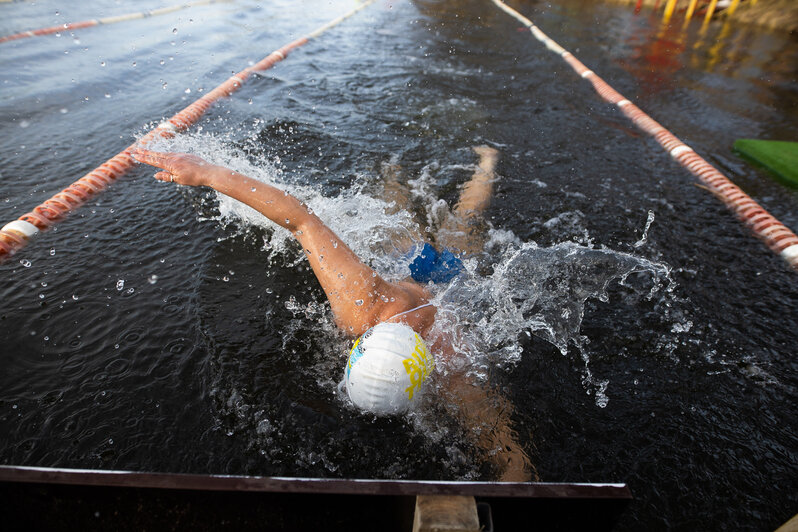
[133,148,430,335]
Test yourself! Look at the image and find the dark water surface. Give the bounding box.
[1,0,797,530]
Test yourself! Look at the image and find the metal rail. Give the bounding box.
[0,465,631,498]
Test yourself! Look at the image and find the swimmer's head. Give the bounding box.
[343,322,434,416]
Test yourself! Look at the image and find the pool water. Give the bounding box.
[1,0,797,529]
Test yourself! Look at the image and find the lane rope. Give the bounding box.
[490,0,798,270]
[0,0,230,44]
[0,0,376,261]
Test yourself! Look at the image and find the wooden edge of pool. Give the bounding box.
[0,465,631,499]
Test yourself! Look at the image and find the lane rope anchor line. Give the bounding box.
[490,0,798,271]
[0,0,376,261]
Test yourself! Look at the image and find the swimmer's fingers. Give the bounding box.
[132,148,215,187]
[153,171,175,183]
[131,147,174,170]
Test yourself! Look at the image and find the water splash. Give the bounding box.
[153,134,671,411]
[151,133,422,280]
[634,210,656,248]
[426,239,671,407]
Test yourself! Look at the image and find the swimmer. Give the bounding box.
[131,147,499,342]
[132,144,533,481]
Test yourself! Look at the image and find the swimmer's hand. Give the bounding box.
[132,148,221,188]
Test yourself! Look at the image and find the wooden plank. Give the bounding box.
[776,514,798,532]
[413,495,480,532]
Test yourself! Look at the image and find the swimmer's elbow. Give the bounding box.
[292,212,324,237]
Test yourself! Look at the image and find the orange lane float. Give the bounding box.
[0,0,228,44]
[490,0,798,271]
[0,1,375,261]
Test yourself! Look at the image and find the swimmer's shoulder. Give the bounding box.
[376,280,436,334]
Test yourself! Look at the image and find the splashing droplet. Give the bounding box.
[634,210,656,249]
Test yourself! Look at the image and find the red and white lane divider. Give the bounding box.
[0,0,375,261]
[0,0,229,44]
[490,0,798,271]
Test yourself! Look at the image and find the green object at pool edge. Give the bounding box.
[734,139,798,187]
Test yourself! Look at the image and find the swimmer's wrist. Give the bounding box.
[204,165,233,189]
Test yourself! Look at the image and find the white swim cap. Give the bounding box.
[344,322,434,415]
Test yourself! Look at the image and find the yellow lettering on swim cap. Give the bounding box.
[347,336,362,376]
[403,335,433,400]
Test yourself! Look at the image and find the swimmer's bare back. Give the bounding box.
[132,148,435,337]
